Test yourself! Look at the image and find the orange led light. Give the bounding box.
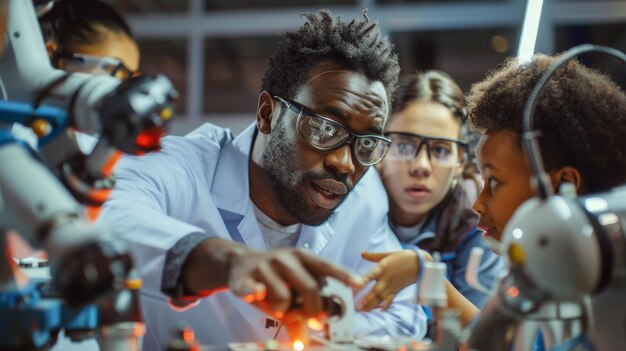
[31,119,51,137]
[124,278,143,290]
[307,318,324,331]
[293,340,304,351]
[507,286,520,298]
[132,323,146,337]
[255,287,267,301]
[182,327,195,344]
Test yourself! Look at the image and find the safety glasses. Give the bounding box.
[274,95,391,166]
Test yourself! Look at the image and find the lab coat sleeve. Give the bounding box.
[352,223,428,339]
[97,150,214,299]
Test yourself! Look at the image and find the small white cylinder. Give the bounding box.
[419,259,448,308]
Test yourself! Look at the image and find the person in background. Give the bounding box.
[39,0,139,79]
[359,71,503,327]
[12,0,140,152]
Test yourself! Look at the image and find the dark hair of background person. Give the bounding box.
[391,70,478,253]
[39,0,132,52]
[467,54,626,194]
[261,9,400,107]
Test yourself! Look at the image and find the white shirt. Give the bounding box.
[252,203,301,249]
[99,122,426,349]
[392,219,427,245]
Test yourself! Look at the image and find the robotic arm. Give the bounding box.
[0,0,177,348]
[0,138,131,305]
[1,0,177,206]
[0,134,134,350]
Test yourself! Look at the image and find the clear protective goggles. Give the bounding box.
[274,95,391,166]
[386,131,468,167]
[53,52,137,80]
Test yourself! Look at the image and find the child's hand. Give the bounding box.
[359,250,421,311]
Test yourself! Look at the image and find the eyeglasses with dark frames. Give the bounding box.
[385,131,468,167]
[273,95,391,166]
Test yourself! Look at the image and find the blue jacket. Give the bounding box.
[394,199,504,309]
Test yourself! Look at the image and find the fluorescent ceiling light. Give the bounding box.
[517,0,544,63]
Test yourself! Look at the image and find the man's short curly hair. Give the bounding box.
[261,9,400,103]
[467,54,626,193]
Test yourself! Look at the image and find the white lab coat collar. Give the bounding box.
[210,123,255,215]
[209,123,335,254]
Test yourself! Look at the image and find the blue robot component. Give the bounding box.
[0,279,98,350]
[0,100,67,147]
[0,100,140,350]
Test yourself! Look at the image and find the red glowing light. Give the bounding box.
[135,127,163,150]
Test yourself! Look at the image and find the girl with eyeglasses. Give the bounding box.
[12,0,140,164]
[359,70,504,327]
[39,0,139,80]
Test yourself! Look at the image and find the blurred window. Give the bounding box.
[137,38,188,114]
[392,27,517,92]
[203,36,280,114]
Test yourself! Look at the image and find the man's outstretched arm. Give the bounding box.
[182,238,363,318]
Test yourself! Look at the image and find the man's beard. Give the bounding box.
[262,120,352,226]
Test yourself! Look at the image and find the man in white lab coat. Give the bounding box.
[99,10,427,349]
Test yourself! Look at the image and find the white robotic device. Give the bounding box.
[0,0,176,350]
